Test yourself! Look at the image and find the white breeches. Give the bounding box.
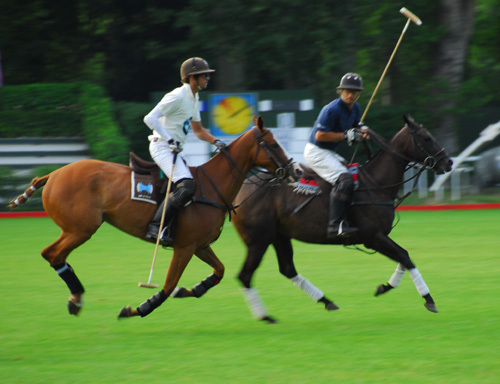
[149,139,192,183]
[304,142,348,185]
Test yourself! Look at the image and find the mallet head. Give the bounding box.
[138,282,160,288]
[400,7,422,26]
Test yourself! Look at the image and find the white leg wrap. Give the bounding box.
[409,268,430,296]
[388,264,406,288]
[291,274,324,302]
[241,288,268,319]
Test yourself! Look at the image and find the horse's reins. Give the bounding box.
[193,127,293,219]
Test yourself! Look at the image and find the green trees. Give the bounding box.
[1,0,499,153]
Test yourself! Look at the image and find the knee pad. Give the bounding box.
[334,173,354,201]
[171,178,196,208]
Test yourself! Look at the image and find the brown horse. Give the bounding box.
[9,116,296,319]
[231,115,453,323]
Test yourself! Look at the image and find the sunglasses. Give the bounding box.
[200,73,211,79]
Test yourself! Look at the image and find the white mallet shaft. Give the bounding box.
[139,153,178,289]
[361,8,422,123]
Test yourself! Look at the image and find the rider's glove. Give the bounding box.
[346,128,364,146]
[168,141,182,154]
[358,123,369,133]
[213,139,227,151]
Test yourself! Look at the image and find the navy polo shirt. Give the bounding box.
[308,98,361,151]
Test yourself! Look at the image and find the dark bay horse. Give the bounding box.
[231,115,453,323]
[9,116,295,319]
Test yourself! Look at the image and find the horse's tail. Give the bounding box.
[8,174,50,208]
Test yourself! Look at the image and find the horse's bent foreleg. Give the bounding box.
[171,246,224,298]
[375,263,406,296]
[119,248,194,319]
[368,235,437,313]
[274,235,339,311]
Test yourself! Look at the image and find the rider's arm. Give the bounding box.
[315,130,346,143]
[191,120,220,144]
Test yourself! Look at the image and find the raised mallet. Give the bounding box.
[138,153,178,288]
[361,7,422,123]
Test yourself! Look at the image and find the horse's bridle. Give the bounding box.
[357,125,450,207]
[252,127,294,180]
[409,129,447,170]
[368,125,448,171]
[193,127,295,217]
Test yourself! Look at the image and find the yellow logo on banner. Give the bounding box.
[210,94,256,136]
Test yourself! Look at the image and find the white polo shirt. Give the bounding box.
[144,83,201,145]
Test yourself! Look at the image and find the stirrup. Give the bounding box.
[337,220,358,237]
[327,220,358,238]
[159,227,173,246]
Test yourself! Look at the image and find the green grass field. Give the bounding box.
[1,210,499,384]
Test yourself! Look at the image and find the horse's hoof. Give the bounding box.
[261,315,278,324]
[325,302,340,311]
[374,284,393,296]
[118,305,132,319]
[425,303,438,313]
[67,299,82,316]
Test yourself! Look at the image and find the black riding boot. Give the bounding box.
[144,178,196,246]
[327,174,358,238]
[145,197,176,245]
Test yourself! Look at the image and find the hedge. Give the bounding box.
[0,82,129,164]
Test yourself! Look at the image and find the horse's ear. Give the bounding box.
[403,115,417,131]
[255,115,264,132]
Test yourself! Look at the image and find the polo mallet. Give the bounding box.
[360,7,422,123]
[138,152,178,288]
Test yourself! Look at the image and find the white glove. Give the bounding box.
[346,128,364,146]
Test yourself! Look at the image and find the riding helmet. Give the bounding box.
[336,73,365,91]
[180,57,215,83]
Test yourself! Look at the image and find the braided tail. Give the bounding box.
[8,175,50,208]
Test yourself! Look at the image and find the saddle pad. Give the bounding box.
[292,177,321,195]
[131,172,159,205]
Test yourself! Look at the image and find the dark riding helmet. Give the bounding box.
[180,57,215,83]
[336,73,365,91]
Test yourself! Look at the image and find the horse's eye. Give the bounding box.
[271,143,280,149]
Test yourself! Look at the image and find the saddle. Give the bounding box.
[130,152,160,174]
[129,152,167,205]
[292,163,359,195]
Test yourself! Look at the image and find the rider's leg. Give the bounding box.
[144,197,173,240]
[145,178,196,244]
[327,172,358,238]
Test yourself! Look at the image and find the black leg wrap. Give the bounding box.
[137,290,168,317]
[192,273,221,298]
[52,263,84,294]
